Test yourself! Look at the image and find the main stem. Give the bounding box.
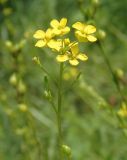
[57,63,64,159]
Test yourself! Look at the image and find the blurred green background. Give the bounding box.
[0,0,127,159]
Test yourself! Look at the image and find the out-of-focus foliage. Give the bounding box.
[0,0,127,160]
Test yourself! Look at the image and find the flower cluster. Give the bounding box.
[33,18,97,66]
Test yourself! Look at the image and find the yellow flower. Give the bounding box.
[47,39,62,52]
[118,102,127,118]
[33,28,54,48]
[50,18,70,36]
[72,22,97,42]
[56,43,88,66]
[48,38,71,52]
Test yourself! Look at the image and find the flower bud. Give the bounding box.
[18,80,27,94]
[97,29,106,40]
[19,103,28,112]
[9,73,17,86]
[115,68,124,79]
[5,40,13,49]
[62,144,72,157]
[92,0,100,6]
[32,56,41,65]
[44,90,52,101]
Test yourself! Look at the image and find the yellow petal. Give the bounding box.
[72,22,84,31]
[61,26,70,35]
[69,59,79,66]
[56,54,69,62]
[75,31,88,42]
[87,35,97,42]
[84,25,96,34]
[60,18,67,27]
[45,28,53,39]
[35,40,46,47]
[47,40,62,51]
[52,28,61,35]
[70,42,79,55]
[77,53,88,61]
[50,19,60,28]
[33,30,45,39]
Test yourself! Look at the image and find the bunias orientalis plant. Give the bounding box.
[33,18,97,159]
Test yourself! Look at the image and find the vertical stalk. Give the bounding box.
[57,62,64,159]
[77,1,126,104]
[98,41,126,103]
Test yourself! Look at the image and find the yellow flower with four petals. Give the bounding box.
[50,18,70,36]
[33,28,54,48]
[72,22,97,42]
[56,43,88,66]
[48,38,70,52]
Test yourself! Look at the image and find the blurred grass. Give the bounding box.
[0,0,127,159]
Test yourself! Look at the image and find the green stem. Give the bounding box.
[77,1,126,104]
[50,100,58,115]
[39,63,58,87]
[57,63,64,159]
[98,41,125,103]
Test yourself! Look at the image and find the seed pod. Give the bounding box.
[62,144,72,157]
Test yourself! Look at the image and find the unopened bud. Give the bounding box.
[9,73,17,86]
[19,103,28,112]
[62,144,72,157]
[115,69,124,79]
[44,90,52,101]
[18,80,27,94]
[5,40,13,49]
[92,0,100,6]
[97,29,106,40]
[32,56,41,65]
